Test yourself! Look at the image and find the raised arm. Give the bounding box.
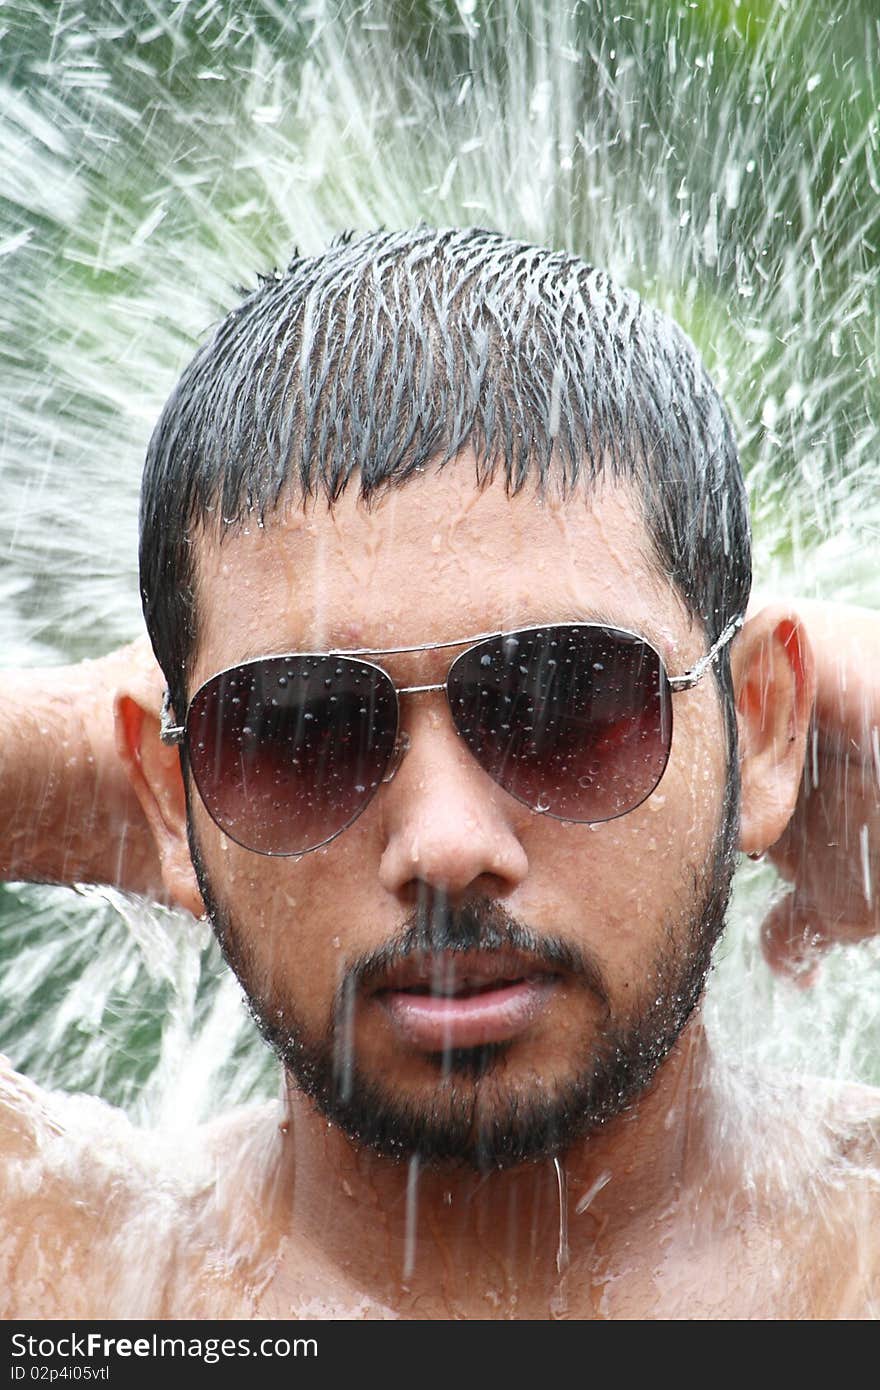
[0,639,164,897]
[759,600,880,976]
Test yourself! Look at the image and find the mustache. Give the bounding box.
[338,895,610,1006]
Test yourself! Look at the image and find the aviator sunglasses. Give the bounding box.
[160,617,742,857]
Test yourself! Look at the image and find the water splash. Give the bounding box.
[575,1168,612,1216]
[404,1154,420,1283]
[553,1155,569,1274]
[0,0,877,1121]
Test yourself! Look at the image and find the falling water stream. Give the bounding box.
[1,0,879,1312]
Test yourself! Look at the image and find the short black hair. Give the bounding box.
[140,226,751,739]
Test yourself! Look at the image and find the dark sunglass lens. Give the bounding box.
[447,625,672,822]
[185,656,398,854]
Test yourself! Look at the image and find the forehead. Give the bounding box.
[191,463,694,683]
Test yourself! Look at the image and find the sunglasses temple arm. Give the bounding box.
[668,614,745,691]
[159,690,186,746]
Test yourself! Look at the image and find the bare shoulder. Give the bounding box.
[816,1080,880,1318]
[0,1056,163,1314]
[783,1076,880,1318]
[0,1056,267,1317]
[707,1064,880,1317]
[0,1054,64,1155]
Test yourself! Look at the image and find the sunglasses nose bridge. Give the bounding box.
[381,676,451,786]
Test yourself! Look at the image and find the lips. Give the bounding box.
[369,950,562,1050]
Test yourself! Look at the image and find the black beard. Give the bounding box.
[189,800,738,1173]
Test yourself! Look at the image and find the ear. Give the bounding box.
[731,607,816,856]
[114,691,206,917]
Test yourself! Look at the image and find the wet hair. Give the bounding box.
[140,226,751,755]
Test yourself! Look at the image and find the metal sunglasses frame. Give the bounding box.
[156,614,743,853]
[159,614,744,746]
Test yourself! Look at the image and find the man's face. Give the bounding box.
[185,465,735,1169]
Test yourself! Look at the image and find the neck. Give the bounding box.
[256,1018,716,1318]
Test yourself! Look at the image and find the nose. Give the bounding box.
[376,699,530,901]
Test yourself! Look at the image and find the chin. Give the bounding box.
[271,1019,686,1172]
[190,800,736,1171]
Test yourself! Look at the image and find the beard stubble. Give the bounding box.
[188,797,738,1172]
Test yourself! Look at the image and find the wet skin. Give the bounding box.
[176,470,730,1125]
[2,462,878,1317]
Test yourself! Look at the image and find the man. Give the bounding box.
[1,227,878,1318]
